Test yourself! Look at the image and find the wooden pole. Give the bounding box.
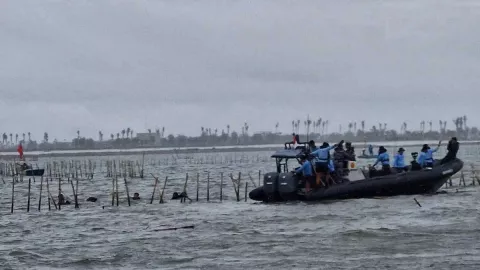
[11,176,15,213]
[38,176,43,211]
[244,182,248,202]
[124,177,131,206]
[140,152,145,178]
[207,172,210,202]
[58,178,62,210]
[70,181,78,209]
[159,176,168,204]
[111,177,115,206]
[150,175,159,204]
[47,178,51,210]
[220,172,223,202]
[27,178,31,212]
[196,173,200,202]
[116,175,119,207]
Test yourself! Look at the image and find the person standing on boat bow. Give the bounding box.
[392,147,408,172]
[440,137,459,164]
[372,146,390,174]
[310,140,343,186]
[418,141,441,168]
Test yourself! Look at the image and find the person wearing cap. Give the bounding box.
[393,147,408,172]
[373,146,391,174]
[294,154,314,193]
[310,140,343,186]
[441,137,459,164]
[418,141,441,168]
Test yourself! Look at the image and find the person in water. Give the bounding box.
[132,193,141,200]
[310,140,343,186]
[294,154,314,193]
[392,147,408,172]
[373,146,390,174]
[368,144,374,155]
[441,137,459,164]
[418,141,441,168]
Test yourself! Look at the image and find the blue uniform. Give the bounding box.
[393,153,405,168]
[374,152,390,166]
[295,160,313,176]
[310,145,335,162]
[328,160,335,172]
[418,147,438,167]
[368,145,374,155]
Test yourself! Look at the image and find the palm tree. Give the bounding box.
[361,120,365,132]
[214,129,218,136]
[307,118,312,136]
[296,120,300,133]
[126,128,131,138]
[121,129,126,138]
[463,115,467,130]
[348,122,353,133]
[201,127,205,136]
[161,127,165,137]
[291,120,295,133]
[227,125,230,135]
[9,133,13,144]
[116,133,120,139]
[15,134,18,144]
[98,131,103,141]
[2,133,6,144]
[148,128,152,134]
[275,122,279,133]
[428,121,432,132]
[353,122,357,133]
[384,123,387,131]
[77,130,80,139]
[439,120,443,133]
[111,134,114,140]
[27,132,31,142]
[22,133,26,143]
[43,132,48,143]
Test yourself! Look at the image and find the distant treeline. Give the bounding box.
[0,123,476,152]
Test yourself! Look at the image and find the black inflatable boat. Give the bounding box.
[249,148,463,202]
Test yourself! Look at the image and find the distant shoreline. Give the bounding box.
[0,140,478,159]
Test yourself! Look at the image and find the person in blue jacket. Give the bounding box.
[368,144,374,155]
[373,146,390,174]
[310,140,343,186]
[418,141,441,168]
[392,147,408,172]
[294,154,314,192]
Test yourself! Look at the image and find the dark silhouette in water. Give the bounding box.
[86,197,97,202]
[132,193,141,200]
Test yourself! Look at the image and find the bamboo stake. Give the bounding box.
[38,176,43,211]
[150,174,159,204]
[27,178,31,212]
[11,176,14,213]
[124,177,131,206]
[159,176,168,204]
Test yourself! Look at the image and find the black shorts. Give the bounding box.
[304,176,315,185]
[315,162,328,173]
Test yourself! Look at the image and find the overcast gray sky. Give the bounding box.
[1,0,479,140]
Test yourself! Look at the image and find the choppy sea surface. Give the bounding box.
[1,144,480,270]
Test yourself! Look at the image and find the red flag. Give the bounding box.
[17,143,24,160]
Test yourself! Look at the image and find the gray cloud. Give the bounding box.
[1,0,479,139]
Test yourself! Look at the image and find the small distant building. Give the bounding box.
[136,133,162,145]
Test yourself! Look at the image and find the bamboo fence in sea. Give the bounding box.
[0,155,480,214]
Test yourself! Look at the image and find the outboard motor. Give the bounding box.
[263,172,280,201]
[278,172,299,201]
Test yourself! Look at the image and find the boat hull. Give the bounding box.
[24,169,45,176]
[249,158,463,202]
